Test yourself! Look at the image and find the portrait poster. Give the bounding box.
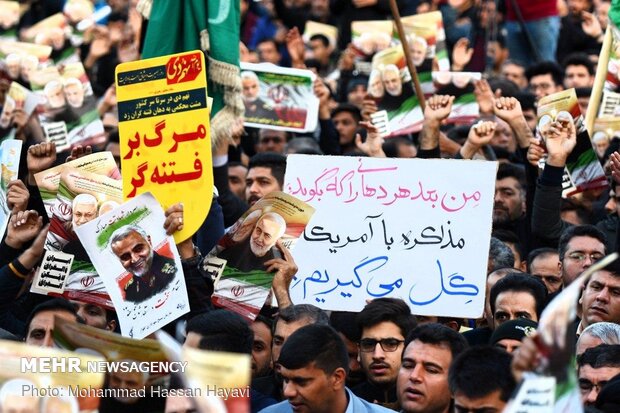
[20,13,78,65]
[0,81,40,129]
[75,192,189,339]
[0,339,105,413]
[284,155,497,318]
[368,47,423,136]
[34,151,120,220]
[431,71,481,124]
[0,138,21,238]
[204,191,315,321]
[33,167,124,307]
[240,62,319,133]
[537,89,608,196]
[400,11,450,71]
[30,61,105,151]
[116,50,213,244]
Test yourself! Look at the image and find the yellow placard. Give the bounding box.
[115,50,213,243]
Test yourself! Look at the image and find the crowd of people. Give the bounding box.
[2,0,620,412]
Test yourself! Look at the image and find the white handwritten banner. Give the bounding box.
[284,155,497,318]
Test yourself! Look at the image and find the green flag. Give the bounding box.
[611,0,620,28]
[138,0,243,146]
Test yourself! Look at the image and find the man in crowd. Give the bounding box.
[260,324,392,413]
[449,346,516,412]
[397,323,468,413]
[525,61,564,101]
[254,304,329,401]
[579,260,620,333]
[577,344,620,406]
[246,153,287,207]
[353,298,417,407]
[24,299,80,347]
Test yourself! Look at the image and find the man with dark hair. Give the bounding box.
[449,346,516,412]
[71,301,117,331]
[579,260,620,333]
[246,152,287,206]
[490,273,547,327]
[525,61,564,101]
[501,60,528,90]
[254,304,329,401]
[557,225,607,287]
[308,34,335,77]
[493,164,531,254]
[562,53,595,88]
[527,247,562,293]
[331,104,361,155]
[24,298,80,347]
[179,309,277,412]
[184,309,253,351]
[382,138,417,159]
[229,161,248,199]
[353,298,417,407]
[257,129,288,154]
[577,344,620,406]
[330,311,365,388]
[494,163,526,228]
[259,324,392,413]
[257,39,282,65]
[397,323,468,413]
[253,314,275,379]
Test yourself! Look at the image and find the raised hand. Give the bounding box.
[474,79,494,115]
[468,121,497,147]
[5,210,43,249]
[355,120,385,157]
[286,27,305,68]
[582,11,603,39]
[7,180,29,212]
[542,115,577,167]
[66,145,92,162]
[452,37,473,71]
[424,95,455,123]
[493,96,523,124]
[265,240,298,309]
[27,142,57,176]
[526,138,546,168]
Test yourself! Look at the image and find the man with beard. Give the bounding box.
[217,212,287,272]
[63,193,99,262]
[242,71,277,122]
[353,298,417,409]
[110,225,176,303]
[493,163,528,247]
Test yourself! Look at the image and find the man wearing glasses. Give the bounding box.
[353,298,416,408]
[558,225,607,287]
[577,344,620,407]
